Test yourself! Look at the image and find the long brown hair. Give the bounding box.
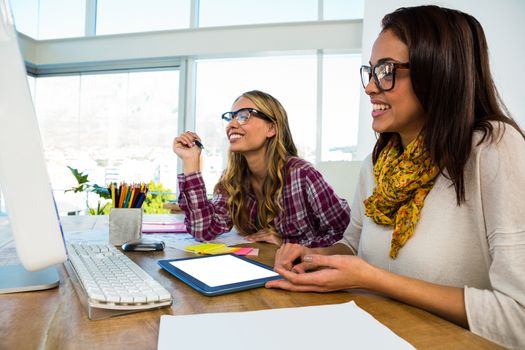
[373,5,524,204]
[214,90,298,235]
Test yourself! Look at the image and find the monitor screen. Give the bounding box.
[0,0,67,292]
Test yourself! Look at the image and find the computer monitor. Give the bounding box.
[0,0,67,293]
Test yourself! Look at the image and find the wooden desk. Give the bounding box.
[0,216,502,350]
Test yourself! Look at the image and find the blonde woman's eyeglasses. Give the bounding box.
[221,108,273,125]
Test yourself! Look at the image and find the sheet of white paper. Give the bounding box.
[157,301,415,350]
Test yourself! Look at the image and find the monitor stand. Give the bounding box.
[0,265,60,294]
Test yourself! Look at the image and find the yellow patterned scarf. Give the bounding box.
[364,134,439,259]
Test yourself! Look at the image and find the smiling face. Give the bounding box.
[365,30,426,147]
[225,97,276,157]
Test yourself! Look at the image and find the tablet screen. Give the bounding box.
[168,254,279,287]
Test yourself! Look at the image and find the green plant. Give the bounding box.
[143,181,176,214]
[65,167,176,215]
[65,166,111,215]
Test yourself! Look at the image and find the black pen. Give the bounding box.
[194,140,204,149]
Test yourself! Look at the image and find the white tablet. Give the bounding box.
[158,254,281,296]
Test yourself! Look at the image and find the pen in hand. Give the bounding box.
[194,140,204,149]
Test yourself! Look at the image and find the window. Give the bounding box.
[198,0,317,27]
[323,0,364,20]
[96,0,191,35]
[11,1,364,201]
[10,0,85,39]
[194,55,317,191]
[11,0,364,39]
[33,70,180,208]
[10,0,38,38]
[321,54,361,161]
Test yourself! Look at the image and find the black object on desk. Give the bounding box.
[122,238,165,252]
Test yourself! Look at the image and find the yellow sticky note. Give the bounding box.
[185,243,225,254]
[204,246,239,255]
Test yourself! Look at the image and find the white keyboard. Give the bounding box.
[65,242,172,320]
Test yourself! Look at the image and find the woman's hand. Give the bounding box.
[172,131,202,173]
[266,254,372,292]
[273,243,314,272]
[245,229,283,246]
[269,253,469,328]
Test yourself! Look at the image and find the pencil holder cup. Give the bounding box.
[109,208,143,246]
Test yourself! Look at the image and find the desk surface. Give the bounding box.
[0,215,502,350]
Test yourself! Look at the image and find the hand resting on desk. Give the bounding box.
[244,229,283,246]
[266,254,370,292]
[268,244,470,330]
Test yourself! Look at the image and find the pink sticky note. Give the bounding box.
[233,247,253,256]
[247,248,259,256]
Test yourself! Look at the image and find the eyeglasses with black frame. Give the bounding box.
[360,61,410,92]
[221,108,273,125]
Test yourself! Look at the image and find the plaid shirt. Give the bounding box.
[177,157,350,247]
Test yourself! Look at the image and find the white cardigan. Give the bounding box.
[339,123,525,349]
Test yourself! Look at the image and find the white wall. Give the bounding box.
[355,0,525,159]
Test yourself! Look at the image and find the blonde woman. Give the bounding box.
[173,90,349,247]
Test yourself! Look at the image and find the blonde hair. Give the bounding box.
[214,90,298,236]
